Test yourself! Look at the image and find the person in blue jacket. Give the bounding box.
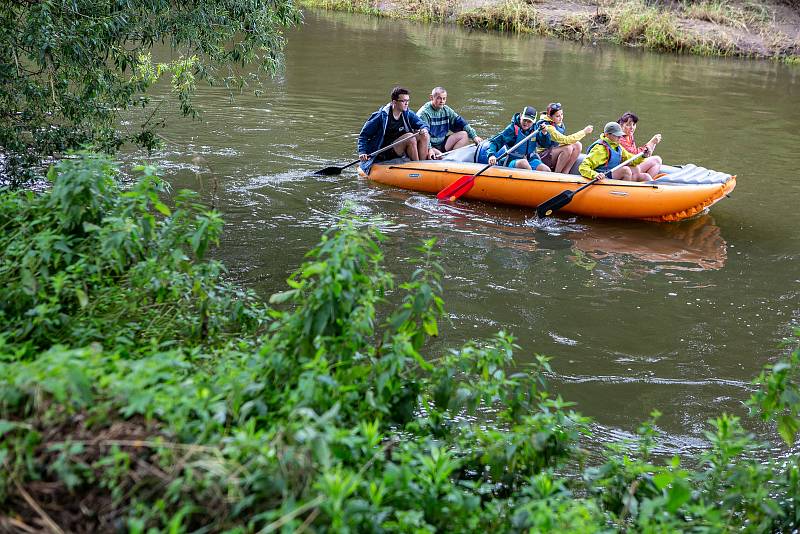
[482,106,550,171]
[357,87,430,174]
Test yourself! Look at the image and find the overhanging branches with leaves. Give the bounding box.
[0,0,301,184]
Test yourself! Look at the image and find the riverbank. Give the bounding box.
[298,0,800,62]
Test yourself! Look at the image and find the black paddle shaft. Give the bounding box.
[536,151,644,217]
[536,177,599,217]
[314,131,422,176]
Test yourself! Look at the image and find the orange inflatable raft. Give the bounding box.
[358,148,736,222]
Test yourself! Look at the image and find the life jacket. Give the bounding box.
[507,123,538,160]
[476,123,537,164]
[534,118,566,149]
[587,139,622,173]
[476,140,492,163]
[475,140,514,164]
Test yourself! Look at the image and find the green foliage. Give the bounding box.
[681,0,772,30]
[750,334,800,445]
[299,0,382,16]
[457,0,542,33]
[604,0,749,56]
[0,152,268,355]
[2,156,800,531]
[0,0,300,184]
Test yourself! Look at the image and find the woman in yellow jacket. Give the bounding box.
[535,102,593,174]
[578,122,651,182]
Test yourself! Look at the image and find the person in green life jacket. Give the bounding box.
[416,87,483,159]
[535,102,594,174]
[579,122,651,182]
[484,106,550,171]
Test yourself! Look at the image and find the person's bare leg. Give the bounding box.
[415,130,430,160]
[611,166,633,181]
[391,133,419,160]
[620,166,651,181]
[515,159,532,170]
[638,156,662,176]
[391,133,415,157]
[548,148,565,173]
[557,143,582,174]
[445,131,469,151]
[536,163,551,171]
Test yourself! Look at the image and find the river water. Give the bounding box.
[136,10,799,452]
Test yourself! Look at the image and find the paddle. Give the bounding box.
[314,132,422,176]
[535,151,644,218]
[436,130,538,202]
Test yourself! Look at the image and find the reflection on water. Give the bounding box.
[398,191,727,272]
[566,215,727,273]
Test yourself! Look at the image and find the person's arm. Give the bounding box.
[645,133,662,152]
[357,112,382,157]
[579,144,607,179]
[407,110,428,134]
[547,124,591,145]
[486,125,513,158]
[619,135,645,155]
[450,108,479,140]
[621,146,646,166]
[416,106,434,148]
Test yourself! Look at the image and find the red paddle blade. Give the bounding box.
[436,175,476,201]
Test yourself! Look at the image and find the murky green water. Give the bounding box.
[133,10,799,452]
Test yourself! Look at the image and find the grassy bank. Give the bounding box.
[299,0,800,62]
[3,154,800,531]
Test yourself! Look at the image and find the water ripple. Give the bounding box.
[554,373,753,389]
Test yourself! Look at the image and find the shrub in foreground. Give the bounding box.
[1,154,799,532]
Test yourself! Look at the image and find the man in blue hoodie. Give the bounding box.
[357,87,430,174]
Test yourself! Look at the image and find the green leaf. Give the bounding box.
[773,362,791,373]
[154,201,172,216]
[269,289,298,304]
[76,288,89,308]
[665,481,691,513]
[302,262,327,278]
[0,420,26,436]
[778,414,799,445]
[422,317,438,337]
[653,471,673,490]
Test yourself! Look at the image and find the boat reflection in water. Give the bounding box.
[564,214,727,273]
[393,191,726,273]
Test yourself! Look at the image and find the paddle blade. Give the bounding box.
[536,190,575,218]
[313,166,343,176]
[436,175,476,201]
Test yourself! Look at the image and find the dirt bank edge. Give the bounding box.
[298,0,800,63]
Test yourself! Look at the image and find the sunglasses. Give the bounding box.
[548,102,562,113]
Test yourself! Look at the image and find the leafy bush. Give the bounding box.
[2,154,800,531]
[0,153,268,356]
[0,0,300,185]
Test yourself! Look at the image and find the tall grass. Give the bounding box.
[457,0,542,33]
[298,0,382,16]
[681,0,773,31]
[601,0,740,56]
[403,0,459,22]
